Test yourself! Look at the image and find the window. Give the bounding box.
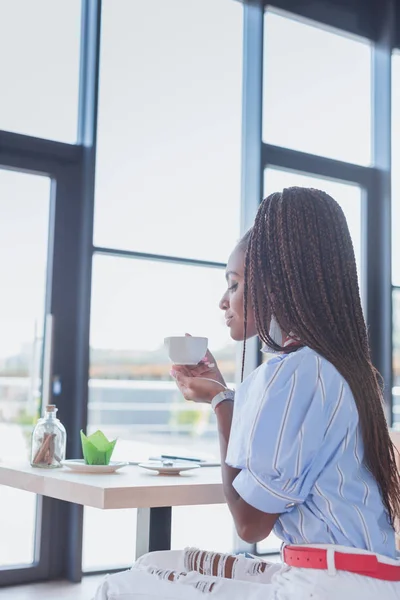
[0,168,51,566]
[257,535,281,556]
[1,0,244,579]
[88,255,235,456]
[94,0,243,262]
[2,0,396,583]
[264,168,363,291]
[83,503,235,571]
[392,52,400,427]
[263,10,371,165]
[83,250,236,569]
[0,0,81,142]
[83,508,137,571]
[86,1,243,565]
[392,52,400,287]
[172,505,234,552]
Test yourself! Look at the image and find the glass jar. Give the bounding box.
[31,404,66,468]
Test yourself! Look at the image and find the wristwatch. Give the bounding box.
[211,389,235,412]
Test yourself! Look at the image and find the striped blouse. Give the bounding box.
[226,346,396,558]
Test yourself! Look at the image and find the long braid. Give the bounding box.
[241,240,250,382]
[241,186,400,526]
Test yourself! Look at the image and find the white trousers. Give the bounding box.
[93,546,400,600]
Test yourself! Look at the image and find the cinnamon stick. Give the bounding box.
[33,433,56,465]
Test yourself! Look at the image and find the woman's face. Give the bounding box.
[219,244,257,341]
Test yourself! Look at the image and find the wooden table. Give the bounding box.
[0,462,224,558]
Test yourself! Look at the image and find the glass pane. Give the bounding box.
[83,508,137,571]
[0,168,51,566]
[82,254,236,570]
[94,0,243,262]
[392,52,400,286]
[393,290,400,430]
[263,11,371,165]
[264,168,363,292]
[172,505,234,553]
[83,504,235,572]
[0,0,81,143]
[256,536,281,556]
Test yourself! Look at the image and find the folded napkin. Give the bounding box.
[80,430,117,465]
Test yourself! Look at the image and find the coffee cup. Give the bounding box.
[164,336,208,365]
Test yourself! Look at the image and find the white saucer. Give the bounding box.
[62,459,128,473]
[138,461,200,475]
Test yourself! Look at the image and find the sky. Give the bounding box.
[0,1,399,360]
[0,171,50,358]
[0,0,81,142]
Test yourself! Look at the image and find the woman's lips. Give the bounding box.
[225,317,233,327]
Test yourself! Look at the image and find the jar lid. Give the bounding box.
[46,404,57,411]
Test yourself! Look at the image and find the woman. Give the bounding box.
[94,187,400,599]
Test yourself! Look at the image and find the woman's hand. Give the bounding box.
[171,367,224,404]
[182,346,226,387]
[171,337,227,404]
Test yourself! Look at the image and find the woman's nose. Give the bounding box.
[219,291,229,311]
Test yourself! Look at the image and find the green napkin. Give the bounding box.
[80,430,117,465]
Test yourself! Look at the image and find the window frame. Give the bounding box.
[252,0,394,553]
[391,50,400,429]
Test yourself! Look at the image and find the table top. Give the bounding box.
[0,462,224,509]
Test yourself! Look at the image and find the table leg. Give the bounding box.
[136,506,172,558]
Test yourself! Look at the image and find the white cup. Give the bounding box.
[164,336,208,365]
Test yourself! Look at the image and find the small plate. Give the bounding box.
[138,461,200,475]
[62,459,128,473]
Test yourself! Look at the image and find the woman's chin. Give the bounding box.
[229,325,257,342]
[229,328,245,342]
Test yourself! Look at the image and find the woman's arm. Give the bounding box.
[215,400,279,544]
[172,365,280,544]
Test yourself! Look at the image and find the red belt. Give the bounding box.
[283,545,400,581]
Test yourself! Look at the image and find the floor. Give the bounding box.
[0,575,105,599]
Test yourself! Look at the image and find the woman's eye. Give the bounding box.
[228,283,238,292]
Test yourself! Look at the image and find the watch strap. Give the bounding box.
[211,390,235,412]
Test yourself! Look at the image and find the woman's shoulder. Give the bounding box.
[237,347,317,403]
[260,345,346,376]
[253,346,352,405]
[232,347,357,449]
[256,346,320,381]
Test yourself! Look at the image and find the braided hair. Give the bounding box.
[241,186,400,526]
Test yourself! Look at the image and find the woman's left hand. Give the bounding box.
[171,366,224,404]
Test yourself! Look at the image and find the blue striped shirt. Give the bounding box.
[226,346,396,558]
